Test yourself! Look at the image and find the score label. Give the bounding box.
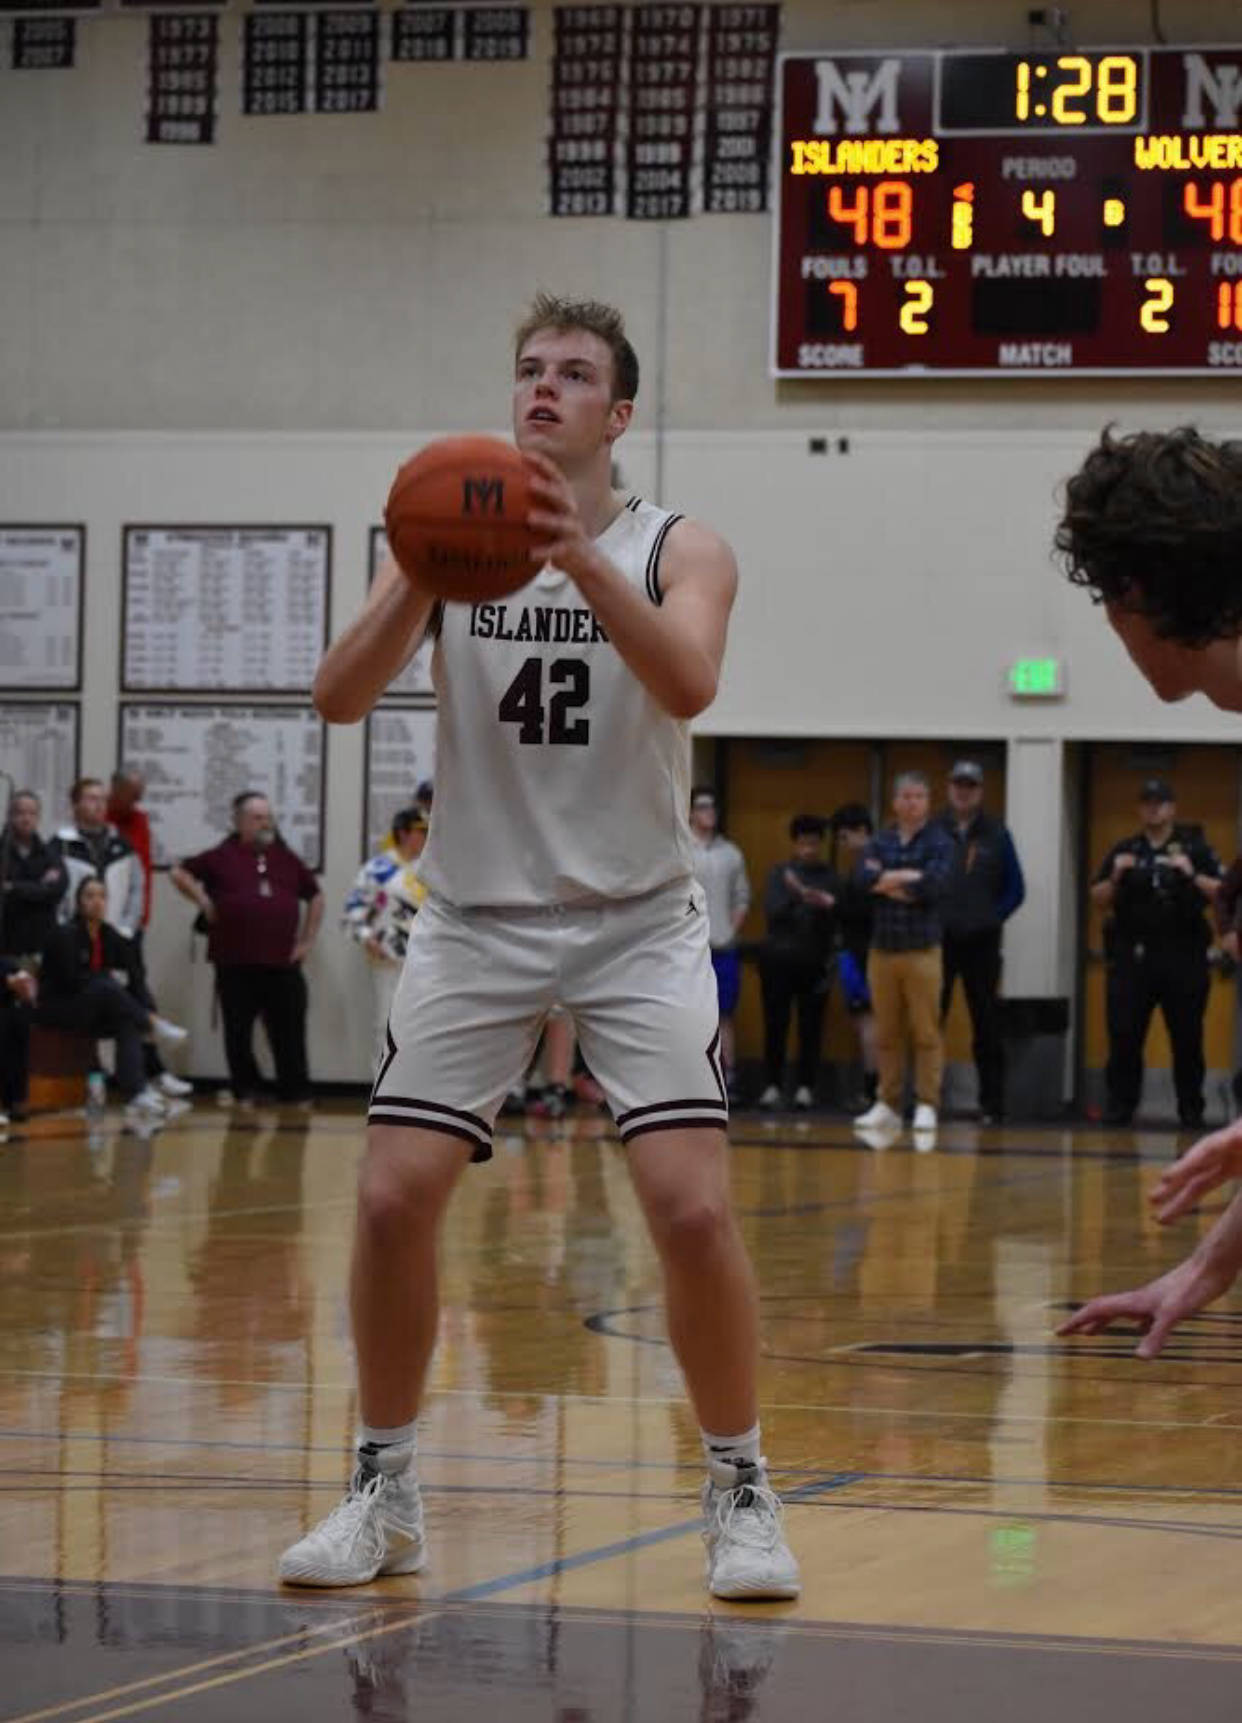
[773,44,1242,377]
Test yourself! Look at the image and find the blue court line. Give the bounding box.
[440,1471,862,1602]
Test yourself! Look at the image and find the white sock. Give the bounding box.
[701,1422,764,1483]
[357,1420,418,1475]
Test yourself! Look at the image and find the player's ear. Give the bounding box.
[606,399,633,444]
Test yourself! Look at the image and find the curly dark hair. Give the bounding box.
[1057,426,1242,647]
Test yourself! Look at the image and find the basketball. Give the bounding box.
[384,435,536,603]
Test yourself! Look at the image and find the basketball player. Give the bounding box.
[280,295,800,1599]
[1059,425,1242,712]
[1058,425,1242,1352]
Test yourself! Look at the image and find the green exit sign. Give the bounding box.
[1008,657,1064,698]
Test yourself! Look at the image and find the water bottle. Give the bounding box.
[85,1070,107,1127]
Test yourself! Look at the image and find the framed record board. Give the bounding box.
[121,525,330,693]
[118,702,326,869]
[0,525,84,691]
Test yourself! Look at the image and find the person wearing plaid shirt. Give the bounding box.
[852,771,953,1145]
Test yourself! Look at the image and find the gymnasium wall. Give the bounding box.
[2,0,1241,1088]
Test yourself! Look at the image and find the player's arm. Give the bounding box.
[1090,843,1133,910]
[526,454,734,719]
[313,554,437,725]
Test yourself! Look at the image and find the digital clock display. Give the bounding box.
[772,45,1242,377]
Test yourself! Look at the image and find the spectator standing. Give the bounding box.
[107,769,153,934]
[50,778,144,936]
[37,877,187,1123]
[1091,779,1221,1128]
[344,806,428,1059]
[688,786,750,1097]
[757,815,837,1110]
[831,803,879,1111]
[0,957,37,1128]
[0,791,67,961]
[853,771,953,1146]
[935,761,1026,1124]
[171,793,324,1109]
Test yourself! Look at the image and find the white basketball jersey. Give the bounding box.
[417,496,696,908]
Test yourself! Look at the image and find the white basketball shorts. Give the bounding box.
[369,877,727,1161]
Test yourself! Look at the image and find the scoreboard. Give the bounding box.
[772,45,1242,377]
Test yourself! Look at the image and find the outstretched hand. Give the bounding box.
[1057,1254,1235,1360]
[1147,1121,1242,1223]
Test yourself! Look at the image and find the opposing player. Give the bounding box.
[1059,424,1242,1351]
[1059,425,1242,712]
[280,295,800,1599]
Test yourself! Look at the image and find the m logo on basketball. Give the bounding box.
[813,57,902,135]
[463,475,505,517]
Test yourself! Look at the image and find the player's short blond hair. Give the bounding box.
[515,293,640,403]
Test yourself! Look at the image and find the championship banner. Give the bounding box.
[146,13,218,144]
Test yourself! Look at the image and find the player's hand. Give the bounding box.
[523,451,593,575]
[804,889,835,910]
[1146,1120,1242,1222]
[1169,853,1195,876]
[291,938,314,964]
[1222,931,1240,963]
[5,970,36,1006]
[1057,1252,1236,1359]
[1112,853,1138,878]
[783,868,806,897]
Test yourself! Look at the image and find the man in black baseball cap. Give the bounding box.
[1089,778,1221,1129]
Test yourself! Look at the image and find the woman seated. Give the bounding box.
[38,877,188,1122]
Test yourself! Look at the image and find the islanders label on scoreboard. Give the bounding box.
[772,45,1242,376]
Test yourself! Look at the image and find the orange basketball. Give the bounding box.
[384,435,536,603]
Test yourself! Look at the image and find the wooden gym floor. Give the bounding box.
[5,1101,1242,1721]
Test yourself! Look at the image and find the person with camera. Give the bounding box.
[1091,779,1221,1129]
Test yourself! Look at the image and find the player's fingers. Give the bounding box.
[1137,1306,1180,1359]
[1153,1171,1219,1223]
[1057,1297,1124,1335]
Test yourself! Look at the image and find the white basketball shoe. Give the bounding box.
[853,1100,901,1131]
[278,1462,426,1587]
[702,1458,801,1601]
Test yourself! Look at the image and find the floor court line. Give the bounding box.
[9,1453,1242,1503]
[66,1612,446,1723]
[0,1382,1232,1430]
[3,1608,392,1723]
[438,1471,860,1603]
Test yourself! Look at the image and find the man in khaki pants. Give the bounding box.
[852,772,953,1149]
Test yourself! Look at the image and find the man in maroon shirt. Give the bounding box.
[171,792,324,1107]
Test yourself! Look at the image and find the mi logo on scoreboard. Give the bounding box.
[1182,52,1242,129]
[463,476,505,516]
[813,56,905,135]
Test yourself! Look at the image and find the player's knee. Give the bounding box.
[356,1154,444,1245]
[650,1191,732,1258]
